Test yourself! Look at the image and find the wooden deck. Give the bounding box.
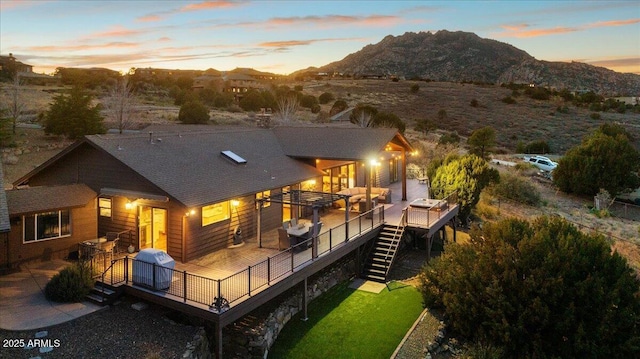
[96,178,457,320]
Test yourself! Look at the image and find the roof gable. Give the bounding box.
[273,126,412,160]
[6,184,96,215]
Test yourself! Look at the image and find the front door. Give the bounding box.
[138,206,167,251]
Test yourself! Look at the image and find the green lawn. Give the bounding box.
[268,281,424,359]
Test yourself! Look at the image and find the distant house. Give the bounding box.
[222,73,264,100]
[0,53,33,74]
[11,126,413,264]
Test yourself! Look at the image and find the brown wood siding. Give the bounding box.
[26,143,160,195]
[97,196,138,251]
[7,200,97,266]
[185,192,286,261]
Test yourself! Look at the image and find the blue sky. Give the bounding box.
[1,0,638,75]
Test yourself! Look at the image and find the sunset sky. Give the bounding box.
[1,0,639,75]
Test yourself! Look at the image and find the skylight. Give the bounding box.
[221,150,247,164]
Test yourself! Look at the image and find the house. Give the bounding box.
[11,125,413,264]
[0,53,33,75]
[0,166,11,272]
[2,184,97,268]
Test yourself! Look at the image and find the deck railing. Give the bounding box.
[404,192,458,227]
[100,206,385,312]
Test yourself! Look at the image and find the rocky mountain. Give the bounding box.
[308,30,640,96]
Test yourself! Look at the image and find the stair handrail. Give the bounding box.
[98,258,121,300]
[381,211,406,280]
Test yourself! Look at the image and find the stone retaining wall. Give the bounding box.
[221,255,357,358]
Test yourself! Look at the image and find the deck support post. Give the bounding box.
[452,217,457,243]
[302,276,309,321]
[215,323,223,359]
[401,147,407,201]
[312,207,319,259]
[344,196,350,242]
[257,200,263,248]
[426,234,433,263]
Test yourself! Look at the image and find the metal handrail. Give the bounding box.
[96,207,385,312]
[381,211,406,280]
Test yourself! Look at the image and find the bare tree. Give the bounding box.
[3,74,26,134]
[274,94,299,124]
[103,76,136,134]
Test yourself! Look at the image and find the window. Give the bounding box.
[99,198,112,217]
[202,201,230,226]
[23,210,71,243]
[256,190,271,208]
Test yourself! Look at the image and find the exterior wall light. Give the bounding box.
[231,200,240,207]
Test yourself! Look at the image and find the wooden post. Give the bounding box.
[215,323,223,359]
[312,207,319,259]
[257,200,263,248]
[401,148,407,201]
[302,277,309,321]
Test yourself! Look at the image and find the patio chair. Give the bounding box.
[282,220,291,230]
[278,228,290,251]
[290,218,298,227]
[105,232,120,254]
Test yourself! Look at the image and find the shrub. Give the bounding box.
[522,140,550,154]
[410,84,420,93]
[318,92,335,104]
[501,96,516,104]
[470,99,479,107]
[45,262,94,302]
[178,101,210,124]
[310,104,321,114]
[488,172,540,206]
[300,94,318,109]
[421,217,640,358]
[438,132,460,146]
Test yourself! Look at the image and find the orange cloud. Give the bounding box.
[588,18,640,28]
[137,14,162,23]
[276,14,402,28]
[90,26,144,38]
[497,18,639,38]
[0,0,44,11]
[137,0,245,22]
[180,0,238,11]
[27,42,140,52]
[257,37,365,50]
[259,40,314,48]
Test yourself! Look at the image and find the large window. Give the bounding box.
[202,201,230,226]
[23,210,71,243]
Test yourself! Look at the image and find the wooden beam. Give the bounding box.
[401,148,407,201]
[302,276,309,321]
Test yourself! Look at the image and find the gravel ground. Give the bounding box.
[0,296,200,359]
[388,247,465,359]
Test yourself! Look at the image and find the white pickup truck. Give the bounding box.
[523,155,558,172]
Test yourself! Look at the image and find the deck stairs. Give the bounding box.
[86,281,122,305]
[362,223,405,283]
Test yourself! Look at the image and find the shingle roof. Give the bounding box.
[0,165,10,232]
[6,184,96,215]
[273,126,408,160]
[85,128,324,208]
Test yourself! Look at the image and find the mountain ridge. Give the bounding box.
[299,30,639,96]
